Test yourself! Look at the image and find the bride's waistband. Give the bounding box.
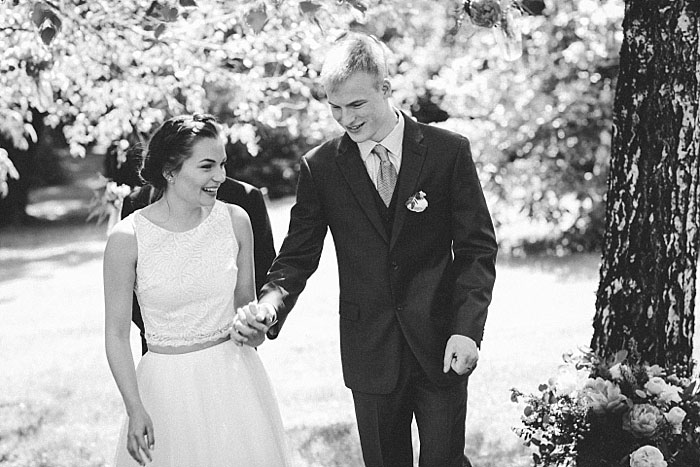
[148,335,230,355]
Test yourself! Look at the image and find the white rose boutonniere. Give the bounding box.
[405,191,428,212]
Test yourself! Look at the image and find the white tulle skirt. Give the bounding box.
[113,340,291,467]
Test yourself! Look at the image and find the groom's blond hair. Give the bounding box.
[320,33,388,93]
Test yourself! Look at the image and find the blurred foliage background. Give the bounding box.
[0,0,624,255]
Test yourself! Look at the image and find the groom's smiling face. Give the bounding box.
[326,72,396,144]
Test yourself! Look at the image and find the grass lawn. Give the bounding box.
[1,190,697,467]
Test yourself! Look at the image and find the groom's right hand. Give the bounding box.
[231,303,277,346]
[239,302,278,333]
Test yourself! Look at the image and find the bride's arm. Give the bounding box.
[229,204,263,347]
[104,219,154,465]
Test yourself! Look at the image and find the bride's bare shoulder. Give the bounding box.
[104,216,137,261]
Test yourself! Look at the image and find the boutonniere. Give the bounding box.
[405,191,428,212]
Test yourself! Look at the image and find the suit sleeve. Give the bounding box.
[450,137,498,347]
[247,188,277,296]
[261,155,328,338]
[120,192,136,220]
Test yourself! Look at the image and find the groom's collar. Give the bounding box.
[338,110,422,156]
[357,109,404,161]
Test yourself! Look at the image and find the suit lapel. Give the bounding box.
[390,115,427,251]
[335,135,390,244]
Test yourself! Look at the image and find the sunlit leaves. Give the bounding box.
[1,0,619,252]
[0,148,20,198]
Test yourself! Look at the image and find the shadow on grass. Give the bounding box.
[0,249,105,283]
[286,421,531,467]
[0,215,107,285]
[0,400,50,463]
[466,428,531,467]
[288,422,364,467]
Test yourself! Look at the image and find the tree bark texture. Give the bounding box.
[591,0,699,373]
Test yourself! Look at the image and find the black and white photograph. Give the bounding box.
[1,1,699,466]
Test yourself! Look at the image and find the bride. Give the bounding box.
[103,114,290,466]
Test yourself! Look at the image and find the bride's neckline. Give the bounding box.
[138,202,216,234]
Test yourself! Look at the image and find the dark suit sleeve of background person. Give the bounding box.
[119,187,150,356]
[215,179,277,295]
[261,148,330,339]
[448,135,498,347]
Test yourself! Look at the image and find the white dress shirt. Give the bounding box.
[357,110,405,189]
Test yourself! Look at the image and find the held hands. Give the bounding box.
[443,334,479,376]
[231,302,277,347]
[127,405,154,466]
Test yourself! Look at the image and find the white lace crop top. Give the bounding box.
[129,201,238,347]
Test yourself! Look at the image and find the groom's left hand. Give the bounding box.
[443,334,479,375]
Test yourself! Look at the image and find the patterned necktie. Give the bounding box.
[373,144,397,207]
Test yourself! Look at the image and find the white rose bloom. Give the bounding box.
[658,385,682,405]
[665,406,687,434]
[630,445,667,467]
[609,363,623,380]
[645,377,667,396]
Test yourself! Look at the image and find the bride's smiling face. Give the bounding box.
[168,137,227,206]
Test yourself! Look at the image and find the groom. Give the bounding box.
[235,33,497,467]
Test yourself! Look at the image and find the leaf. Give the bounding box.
[518,0,546,16]
[165,7,179,22]
[179,0,197,6]
[613,349,628,364]
[31,2,62,46]
[40,26,57,45]
[346,0,367,13]
[523,405,533,416]
[538,383,548,392]
[154,23,166,39]
[146,1,163,19]
[299,1,321,15]
[312,16,324,34]
[145,1,177,22]
[245,8,267,34]
[31,2,47,28]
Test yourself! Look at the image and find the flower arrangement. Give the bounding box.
[511,348,700,467]
[87,175,132,227]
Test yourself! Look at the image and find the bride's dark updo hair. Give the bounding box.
[139,114,221,190]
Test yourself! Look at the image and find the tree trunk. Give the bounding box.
[591,0,699,374]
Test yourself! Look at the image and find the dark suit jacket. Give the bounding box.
[121,177,276,355]
[261,113,498,394]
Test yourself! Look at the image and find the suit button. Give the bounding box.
[396,305,404,312]
[391,262,398,270]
